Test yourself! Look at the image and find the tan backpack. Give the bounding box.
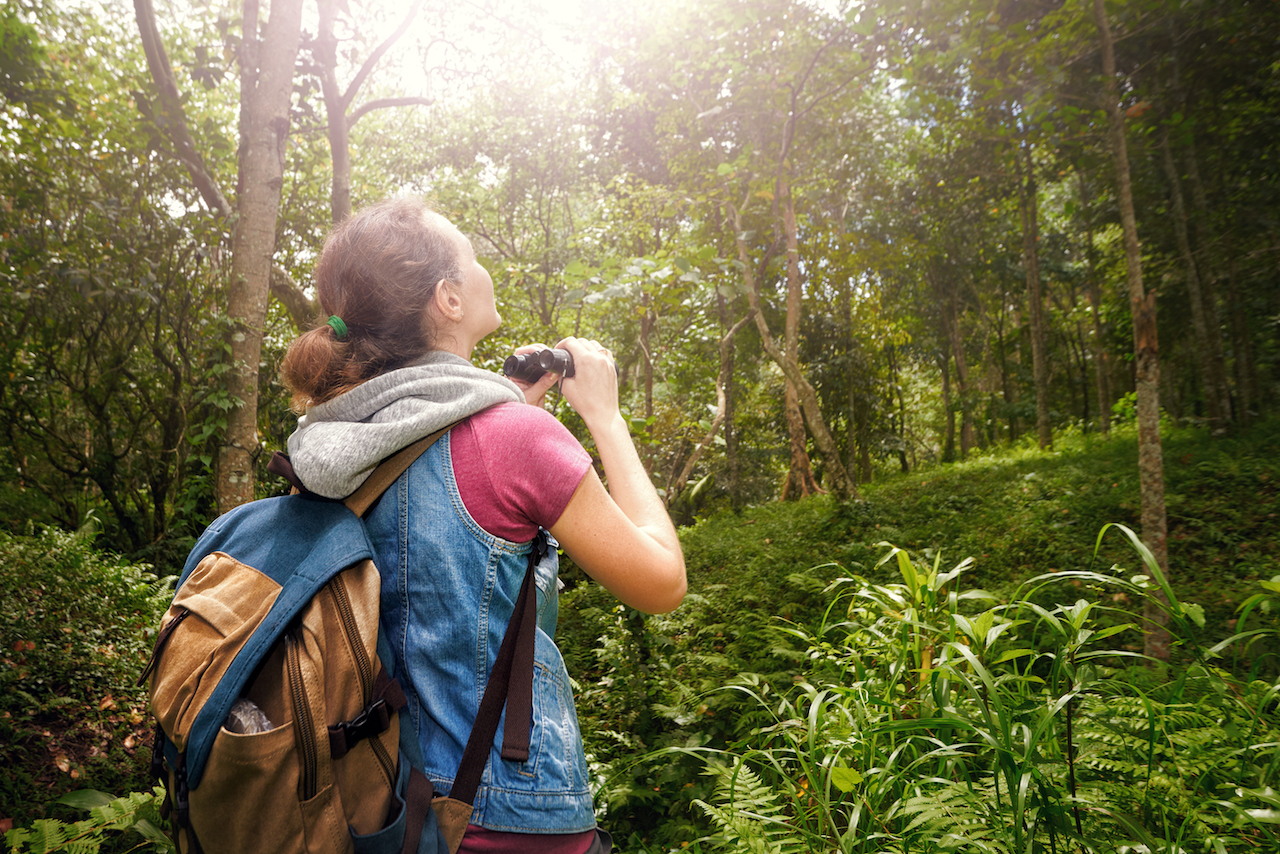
[139,429,543,854]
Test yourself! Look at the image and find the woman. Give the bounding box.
[280,196,686,854]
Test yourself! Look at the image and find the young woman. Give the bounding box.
[280,196,686,854]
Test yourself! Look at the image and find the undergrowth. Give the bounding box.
[5,420,1280,852]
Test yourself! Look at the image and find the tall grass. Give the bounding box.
[654,527,1280,853]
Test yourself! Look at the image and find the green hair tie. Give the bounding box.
[326,315,348,339]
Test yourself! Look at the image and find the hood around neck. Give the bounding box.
[285,350,523,499]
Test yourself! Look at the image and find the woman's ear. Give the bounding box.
[431,278,464,322]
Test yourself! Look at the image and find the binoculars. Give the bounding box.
[503,348,618,383]
[504,348,575,382]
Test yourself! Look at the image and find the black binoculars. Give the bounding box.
[503,349,577,383]
[503,348,619,383]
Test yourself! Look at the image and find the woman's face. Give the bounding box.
[433,214,501,355]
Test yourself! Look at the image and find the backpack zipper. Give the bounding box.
[285,632,319,800]
[327,577,396,787]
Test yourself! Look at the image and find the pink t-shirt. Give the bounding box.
[449,402,597,852]
[449,402,592,542]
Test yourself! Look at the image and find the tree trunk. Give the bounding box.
[716,293,743,509]
[1079,174,1111,433]
[219,0,305,513]
[1094,0,1171,662]
[1223,241,1256,426]
[886,344,909,473]
[316,0,352,224]
[940,270,975,458]
[940,348,956,463]
[668,315,752,507]
[781,380,822,500]
[1015,140,1052,450]
[731,201,857,500]
[313,0,427,226]
[639,299,655,477]
[1184,142,1255,427]
[1159,129,1231,432]
[779,177,821,499]
[995,308,1017,442]
[136,0,309,512]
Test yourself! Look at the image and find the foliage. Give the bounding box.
[0,525,169,835]
[0,3,233,562]
[634,540,1280,853]
[552,421,1280,852]
[4,789,170,854]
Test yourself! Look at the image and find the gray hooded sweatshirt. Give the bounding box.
[285,351,523,499]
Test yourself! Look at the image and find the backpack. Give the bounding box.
[138,427,546,854]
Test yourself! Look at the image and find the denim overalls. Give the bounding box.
[365,430,596,833]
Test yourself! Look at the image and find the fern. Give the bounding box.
[694,760,807,854]
[894,780,1011,853]
[4,788,171,854]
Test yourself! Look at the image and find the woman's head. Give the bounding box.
[281,197,497,410]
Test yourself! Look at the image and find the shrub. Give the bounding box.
[0,524,170,833]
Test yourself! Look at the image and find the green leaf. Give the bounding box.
[57,790,116,810]
[830,765,863,792]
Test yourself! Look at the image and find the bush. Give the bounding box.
[0,525,170,833]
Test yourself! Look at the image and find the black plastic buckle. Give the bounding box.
[149,724,167,782]
[329,698,391,759]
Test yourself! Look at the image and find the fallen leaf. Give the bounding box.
[124,734,137,750]
[0,818,13,833]
[55,754,71,773]
[99,694,117,711]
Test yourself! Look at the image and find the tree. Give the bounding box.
[1092,0,1170,660]
[0,6,229,558]
[310,0,432,224]
[134,0,304,513]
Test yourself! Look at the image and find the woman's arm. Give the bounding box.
[546,338,686,614]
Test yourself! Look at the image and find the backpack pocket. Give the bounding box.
[351,752,451,854]
[148,552,282,751]
[188,721,311,852]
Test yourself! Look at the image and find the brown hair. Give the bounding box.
[281,197,463,411]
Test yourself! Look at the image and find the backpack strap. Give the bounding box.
[345,424,457,516]
[449,529,548,805]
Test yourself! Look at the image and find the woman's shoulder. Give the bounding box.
[465,400,569,434]
[451,402,591,540]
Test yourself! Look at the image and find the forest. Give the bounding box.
[2,0,1279,850]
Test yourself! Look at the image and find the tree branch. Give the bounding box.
[347,95,436,128]
[133,0,231,216]
[270,263,317,331]
[666,313,753,506]
[343,0,426,110]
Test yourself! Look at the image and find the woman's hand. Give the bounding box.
[507,343,562,407]
[554,337,620,430]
